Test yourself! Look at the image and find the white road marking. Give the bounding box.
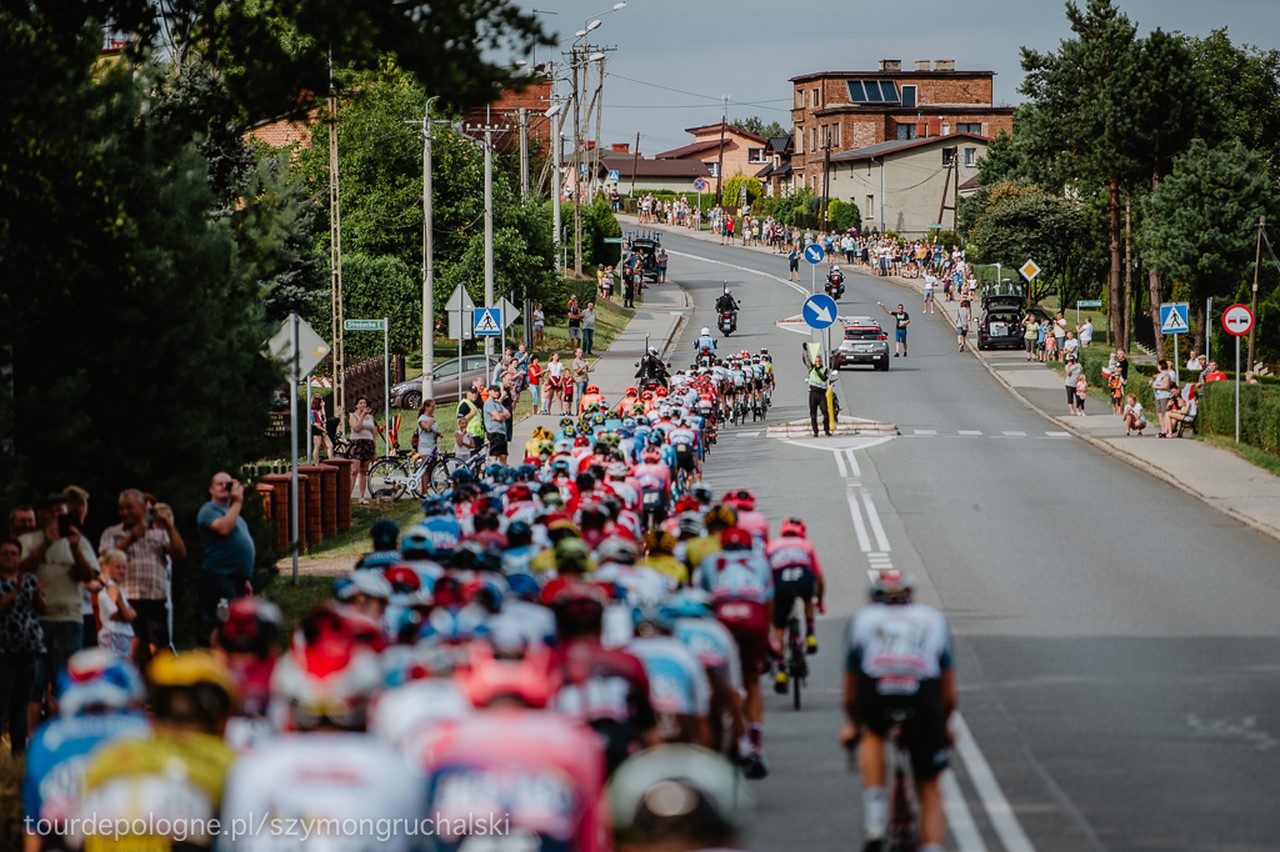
[843,447,862,478]
[862,492,891,552]
[914,429,938,436]
[952,712,1037,852]
[835,449,849,479]
[941,771,989,852]
[845,490,872,552]
[958,430,983,437]
[664,248,809,294]
[732,431,761,437]
[1045,431,1070,438]
[1002,431,1027,437]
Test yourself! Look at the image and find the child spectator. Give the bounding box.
[1122,394,1147,435]
[96,549,136,660]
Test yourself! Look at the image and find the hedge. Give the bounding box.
[1196,381,1280,455]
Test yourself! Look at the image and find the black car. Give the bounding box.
[388,355,500,409]
[626,234,662,282]
[977,295,1029,350]
[835,317,890,371]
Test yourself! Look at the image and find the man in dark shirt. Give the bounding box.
[879,302,911,357]
[196,472,255,643]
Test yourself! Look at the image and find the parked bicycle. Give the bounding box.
[367,449,460,501]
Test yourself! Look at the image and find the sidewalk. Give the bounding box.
[624,215,1280,543]
[510,274,692,451]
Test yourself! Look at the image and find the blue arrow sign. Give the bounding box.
[803,244,825,265]
[473,307,503,337]
[803,293,839,329]
[1159,302,1189,335]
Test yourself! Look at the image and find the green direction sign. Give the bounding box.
[1076,299,1102,308]
[344,318,386,331]
[603,237,623,244]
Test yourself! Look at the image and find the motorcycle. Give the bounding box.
[696,346,716,368]
[718,310,737,336]
[825,271,846,301]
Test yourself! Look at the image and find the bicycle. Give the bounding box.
[846,708,921,852]
[366,449,459,501]
[782,599,808,711]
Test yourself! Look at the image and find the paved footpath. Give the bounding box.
[627,215,1280,543]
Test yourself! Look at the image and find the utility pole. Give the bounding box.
[327,86,345,415]
[519,107,530,198]
[714,95,729,206]
[821,128,832,230]
[1250,215,1264,371]
[483,124,497,359]
[629,130,640,198]
[408,97,445,400]
[592,52,607,203]
[572,47,584,275]
[545,99,567,276]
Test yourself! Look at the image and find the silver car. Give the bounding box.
[834,317,890,372]
[388,355,500,408]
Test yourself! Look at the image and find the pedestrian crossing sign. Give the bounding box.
[473,307,502,336]
[1159,302,1189,335]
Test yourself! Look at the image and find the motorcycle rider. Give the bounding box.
[826,265,846,299]
[695,327,717,358]
[715,287,739,329]
[636,346,671,388]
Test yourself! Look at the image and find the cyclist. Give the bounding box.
[767,518,824,694]
[211,597,283,750]
[694,525,773,779]
[842,571,956,852]
[629,601,712,746]
[354,518,401,570]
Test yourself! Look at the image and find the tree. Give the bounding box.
[1140,139,1277,340]
[828,199,861,233]
[722,173,763,209]
[736,116,787,139]
[1191,29,1280,167]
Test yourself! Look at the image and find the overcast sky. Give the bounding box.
[512,0,1279,154]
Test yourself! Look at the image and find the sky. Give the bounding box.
[511,0,1280,154]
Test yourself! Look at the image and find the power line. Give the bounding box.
[606,72,792,114]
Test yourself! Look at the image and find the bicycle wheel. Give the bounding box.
[367,459,408,501]
[887,741,921,851]
[430,454,461,494]
[789,618,804,711]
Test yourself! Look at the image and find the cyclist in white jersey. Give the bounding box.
[842,571,955,852]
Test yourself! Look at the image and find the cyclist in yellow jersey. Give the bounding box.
[639,530,689,587]
[682,505,736,575]
[74,651,238,852]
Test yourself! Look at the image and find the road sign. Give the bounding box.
[803,244,825,265]
[1076,299,1102,308]
[343,318,386,331]
[802,293,838,330]
[446,285,476,340]
[446,284,476,313]
[498,297,522,329]
[266,315,330,381]
[607,169,620,182]
[1159,302,1190,335]
[473,307,502,337]
[1019,259,1041,282]
[603,237,623,244]
[1222,303,1254,337]
[693,178,708,191]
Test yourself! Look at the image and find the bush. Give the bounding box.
[1197,381,1280,455]
[722,174,763,209]
[829,199,862,233]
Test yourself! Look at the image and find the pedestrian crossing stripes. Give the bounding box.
[908,429,1072,439]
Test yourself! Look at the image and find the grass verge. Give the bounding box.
[1194,433,1280,478]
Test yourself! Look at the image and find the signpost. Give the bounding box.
[803,293,840,427]
[803,243,825,294]
[1222,303,1254,443]
[266,314,331,583]
[693,178,708,192]
[603,236,623,244]
[344,317,392,459]
[473,307,503,337]
[1075,298,1102,329]
[1019,259,1041,282]
[1160,302,1190,385]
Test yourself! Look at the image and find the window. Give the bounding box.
[866,195,875,220]
[901,85,917,108]
[798,89,807,108]
[941,122,951,136]
[846,79,900,104]
[942,148,955,166]
[795,130,803,154]
[964,147,977,167]
[748,147,767,164]
[833,124,841,146]
[895,123,917,141]
[957,122,982,135]
[811,127,818,151]
[704,161,719,177]
[813,86,821,107]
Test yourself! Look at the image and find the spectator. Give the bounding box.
[567,297,584,348]
[572,348,593,404]
[1185,349,1204,373]
[144,494,185,655]
[582,303,598,356]
[1052,312,1067,357]
[1064,355,1083,416]
[528,356,543,413]
[415,399,441,494]
[1108,361,1125,415]
[1061,331,1079,361]
[656,247,668,284]
[310,395,335,461]
[544,353,566,415]
[455,386,484,459]
[100,489,175,669]
[1245,371,1259,384]
[1202,361,1228,382]
[954,300,971,352]
[20,494,97,729]
[483,384,511,465]
[514,343,530,376]
[533,303,546,349]
[1022,314,1039,362]
[1077,316,1094,349]
[1150,360,1175,437]
[1122,393,1148,435]
[1166,386,1192,435]
[94,549,136,660]
[347,397,377,504]
[1074,368,1088,416]
[8,506,36,538]
[1042,320,1058,361]
[0,535,45,756]
[62,486,96,652]
[196,472,255,643]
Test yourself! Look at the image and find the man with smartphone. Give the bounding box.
[18,493,98,729]
[100,489,177,668]
[196,472,255,644]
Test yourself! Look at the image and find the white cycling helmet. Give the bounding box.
[700,327,711,337]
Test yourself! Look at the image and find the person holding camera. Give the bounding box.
[196,472,255,644]
[347,396,377,504]
[100,489,175,669]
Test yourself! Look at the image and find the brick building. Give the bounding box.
[790,59,1013,193]
[654,123,771,195]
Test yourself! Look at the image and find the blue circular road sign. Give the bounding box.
[803,244,825,265]
[802,293,839,330]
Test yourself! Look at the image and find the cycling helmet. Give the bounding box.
[661,588,712,621]
[703,504,737,532]
[596,535,639,565]
[719,526,752,551]
[676,513,705,537]
[779,518,807,538]
[632,600,676,636]
[56,648,145,716]
[649,346,660,357]
[505,482,533,504]
[384,564,422,595]
[461,576,506,614]
[641,449,662,464]
[723,489,756,511]
[506,520,534,547]
[869,569,915,606]
[456,643,559,709]
[586,384,600,395]
[644,529,677,555]
[450,467,475,486]
[560,416,576,428]
[484,462,504,480]
[148,650,238,729]
[622,417,637,429]
[608,462,629,479]
[504,572,541,600]
[692,483,714,505]
[421,496,452,517]
[333,569,391,603]
[369,518,400,551]
[272,604,385,731]
[215,597,284,658]
[625,386,638,396]
[553,536,593,575]
[609,745,753,848]
[552,583,608,636]
[673,495,700,515]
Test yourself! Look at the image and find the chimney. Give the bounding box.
[914,59,930,72]
[878,59,902,72]
[934,59,955,71]
[611,143,630,154]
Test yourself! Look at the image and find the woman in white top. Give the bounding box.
[348,396,377,503]
[544,352,566,415]
[96,548,136,659]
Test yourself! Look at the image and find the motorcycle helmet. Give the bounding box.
[700,326,711,337]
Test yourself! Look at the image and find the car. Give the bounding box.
[835,317,890,371]
[977,295,1029,351]
[388,355,501,409]
[625,235,662,282]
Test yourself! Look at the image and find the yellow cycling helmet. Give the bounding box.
[703,504,738,532]
[148,650,239,729]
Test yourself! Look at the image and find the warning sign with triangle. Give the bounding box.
[1159,302,1189,334]
[473,307,502,336]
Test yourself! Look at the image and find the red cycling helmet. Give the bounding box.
[216,597,283,658]
[642,449,662,463]
[673,495,700,514]
[779,518,807,538]
[723,489,756,511]
[655,387,670,397]
[383,565,421,596]
[456,643,560,709]
[719,526,753,551]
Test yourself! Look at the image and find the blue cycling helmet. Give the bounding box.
[369,518,400,550]
[484,463,504,480]
[56,648,146,716]
[504,572,540,600]
[632,600,676,635]
[661,589,712,621]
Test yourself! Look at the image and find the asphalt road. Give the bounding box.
[657,231,1280,852]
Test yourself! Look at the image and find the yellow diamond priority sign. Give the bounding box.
[1019,259,1041,282]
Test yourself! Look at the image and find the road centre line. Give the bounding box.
[952,713,1037,852]
[844,447,862,478]
[941,771,989,852]
[846,489,872,553]
[835,449,849,479]
[664,248,809,295]
[862,492,891,553]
